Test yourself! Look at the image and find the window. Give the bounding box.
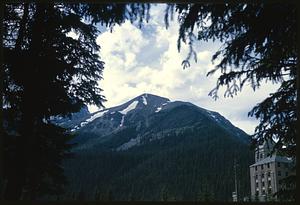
[262,173,264,178]
[278,171,281,176]
[256,191,259,196]
[261,164,264,169]
[262,181,265,187]
[268,180,271,186]
[268,188,272,194]
[262,190,266,195]
[255,166,257,171]
[256,182,259,187]
[278,162,281,167]
[255,175,258,179]
[267,163,270,168]
[260,153,263,159]
[267,172,270,177]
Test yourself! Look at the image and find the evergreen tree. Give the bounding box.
[2,2,150,200]
[164,3,297,200]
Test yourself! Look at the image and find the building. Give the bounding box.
[249,140,292,201]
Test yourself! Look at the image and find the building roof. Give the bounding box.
[259,138,275,148]
[250,155,292,167]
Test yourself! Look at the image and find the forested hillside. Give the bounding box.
[49,94,254,201]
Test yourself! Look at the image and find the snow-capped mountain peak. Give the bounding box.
[52,93,249,150]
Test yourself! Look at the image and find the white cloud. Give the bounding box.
[88,4,280,135]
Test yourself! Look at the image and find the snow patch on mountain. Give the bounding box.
[70,110,109,131]
[142,95,147,105]
[120,115,125,127]
[119,100,139,115]
[155,107,162,113]
[70,125,80,132]
[155,102,169,113]
[80,121,88,127]
[86,110,109,123]
[208,111,220,123]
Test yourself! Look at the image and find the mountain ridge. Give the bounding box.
[57,93,249,150]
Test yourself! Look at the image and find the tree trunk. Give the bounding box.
[3,95,37,200]
[3,3,31,200]
[3,3,46,200]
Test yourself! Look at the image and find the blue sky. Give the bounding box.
[85,4,279,135]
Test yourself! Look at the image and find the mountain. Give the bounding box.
[54,93,254,201]
[63,93,249,147]
[51,105,90,129]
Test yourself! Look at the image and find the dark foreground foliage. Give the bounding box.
[2,2,296,201]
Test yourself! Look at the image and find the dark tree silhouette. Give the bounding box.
[164,3,296,200]
[2,3,150,200]
[2,2,297,201]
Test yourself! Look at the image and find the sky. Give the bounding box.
[86,4,280,135]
